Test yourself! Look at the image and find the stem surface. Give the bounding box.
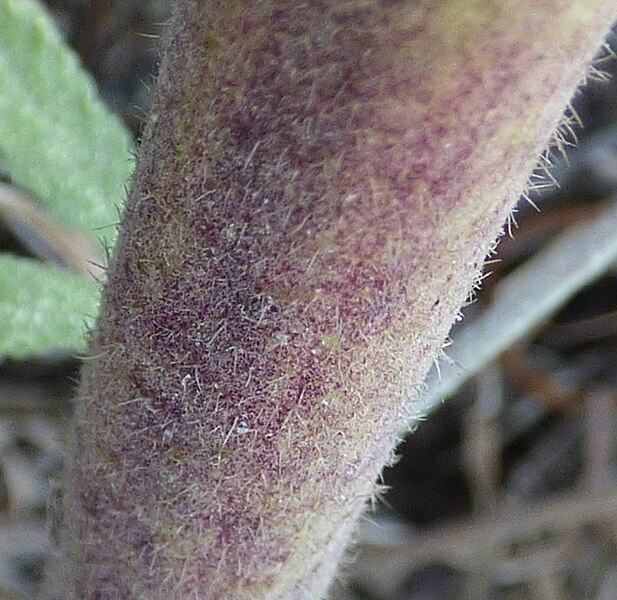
[47,2,617,598]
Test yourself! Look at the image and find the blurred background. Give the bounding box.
[2,2,617,599]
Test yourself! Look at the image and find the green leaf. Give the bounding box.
[0,255,99,359]
[0,0,133,250]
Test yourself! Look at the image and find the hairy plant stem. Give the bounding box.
[45,2,616,598]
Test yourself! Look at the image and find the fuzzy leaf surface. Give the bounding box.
[0,255,99,359]
[0,0,133,250]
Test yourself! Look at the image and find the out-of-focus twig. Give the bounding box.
[352,486,617,599]
[0,183,105,280]
[462,363,503,514]
[418,196,617,419]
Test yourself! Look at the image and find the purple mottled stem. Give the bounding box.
[44,2,617,598]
